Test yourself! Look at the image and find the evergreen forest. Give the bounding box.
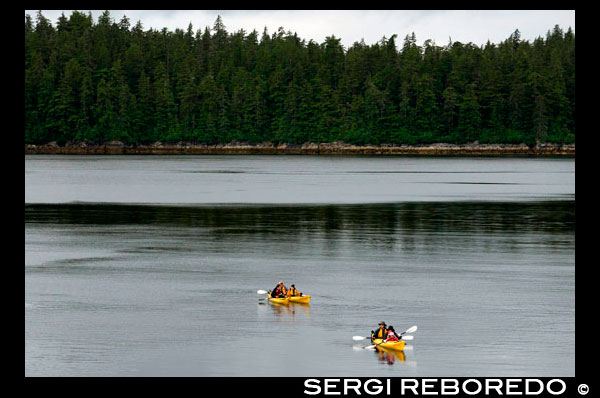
[24,11,575,146]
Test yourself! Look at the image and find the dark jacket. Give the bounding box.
[271,285,286,298]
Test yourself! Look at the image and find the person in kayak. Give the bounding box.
[384,326,400,342]
[371,321,388,341]
[271,281,287,298]
[287,284,301,297]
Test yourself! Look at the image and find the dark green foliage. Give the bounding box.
[25,12,575,145]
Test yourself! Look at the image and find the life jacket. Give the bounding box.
[374,327,388,339]
[386,331,399,341]
[273,286,287,297]
[288,288,299,297]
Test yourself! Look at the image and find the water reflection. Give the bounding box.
[267,301,311,323]
[25,201,574,241]
[290,302,311,315]
[26,202,574,267]
[375,346,406,365]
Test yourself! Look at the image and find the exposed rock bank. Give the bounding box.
[25,141,575,156]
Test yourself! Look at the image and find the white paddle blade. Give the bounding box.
[257,290,268,295]
[401,335,414,341]
[353,336,368,341]
[404,325,418,334]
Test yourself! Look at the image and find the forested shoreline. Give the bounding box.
[25,141,574,156]
[25,11,575,148]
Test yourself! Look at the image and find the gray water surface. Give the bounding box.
[25,155,574,376]
[25,155,574,204]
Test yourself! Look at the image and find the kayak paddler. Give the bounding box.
[271,281,287,298]
[287,284,301,297]
[371,321,388,341]
[384,325,400,342]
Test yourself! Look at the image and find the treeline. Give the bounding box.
[25,11,575,146]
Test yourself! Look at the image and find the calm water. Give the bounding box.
[25,155,575,376]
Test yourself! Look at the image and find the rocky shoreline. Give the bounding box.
[25,141,575,156]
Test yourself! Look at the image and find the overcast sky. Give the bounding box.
[26,10,575,48]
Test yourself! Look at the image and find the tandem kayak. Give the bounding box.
[288,295,311,304]
[267,293,290,305]
[371,338,406,351]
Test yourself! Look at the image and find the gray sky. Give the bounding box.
[26,10,575,48]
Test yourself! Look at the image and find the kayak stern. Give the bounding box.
[267,293,290,305]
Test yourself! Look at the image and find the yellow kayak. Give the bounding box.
[371,338,406,351]
[288,295,311,304]
[267,293,290,305]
